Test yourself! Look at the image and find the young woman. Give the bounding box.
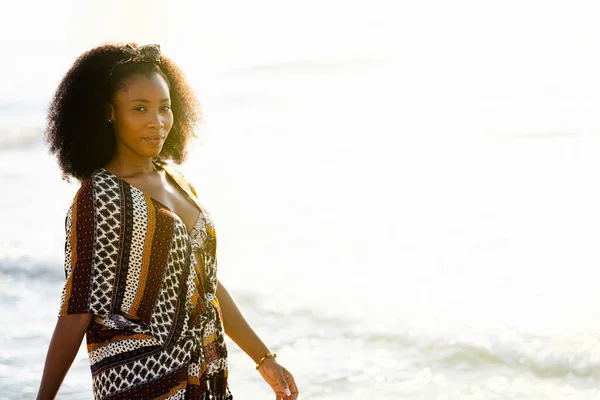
[37,43,299,400]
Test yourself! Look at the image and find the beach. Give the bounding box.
[3,1,600,398]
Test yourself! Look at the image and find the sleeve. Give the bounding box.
[184,177,200,200]
[58,177,115,317]
[164,163,200,201]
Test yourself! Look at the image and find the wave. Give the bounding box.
[426,334,600,379]
[344,323,600,381]
[0,258,62,282]
[491,332,600,380]
[4,255,600,383]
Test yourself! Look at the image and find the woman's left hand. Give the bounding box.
[257,357,299,399]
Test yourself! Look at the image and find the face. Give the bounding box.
[108,72,173,161]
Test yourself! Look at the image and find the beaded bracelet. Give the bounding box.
[255,352,277,370]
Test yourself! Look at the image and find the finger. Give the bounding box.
[278,370,291,398]
[288,382,299,399]
[288,379,299,400]
[273,386,287,400]
[283,368,298,400]
[275,391,287,400]
[283,370,298,398]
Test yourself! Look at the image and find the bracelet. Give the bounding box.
[255,352,277,370]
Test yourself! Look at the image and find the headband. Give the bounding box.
[108,43,162,76]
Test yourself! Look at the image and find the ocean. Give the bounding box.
[3,1,600,399]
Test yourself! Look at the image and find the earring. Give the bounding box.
[107,118,113,123]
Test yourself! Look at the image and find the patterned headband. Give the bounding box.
[108,43,162,76]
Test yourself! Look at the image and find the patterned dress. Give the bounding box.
[58,162,233,399]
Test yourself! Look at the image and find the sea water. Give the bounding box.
[3,2,600,398]
[3,60,600,399]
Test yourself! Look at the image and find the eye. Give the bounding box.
[162,105,171,111]
[134,106,147,112]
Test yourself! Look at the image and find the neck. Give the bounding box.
[104,152,158,178]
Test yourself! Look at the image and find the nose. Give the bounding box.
[147,112,164,129]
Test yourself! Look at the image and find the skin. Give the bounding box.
[37,73,299,400]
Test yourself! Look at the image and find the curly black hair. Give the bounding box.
[45,42,202,181]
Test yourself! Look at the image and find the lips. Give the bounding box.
[143,135,164,144]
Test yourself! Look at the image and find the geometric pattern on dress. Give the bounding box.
[163,387,186,400]
[188,359,202,380]
[88,336,161,365]
[92,338,193,399]
[168,168,230,383]
[189,212,207,251]
[121,187,147,312]
[59,203,75,310]
[202,307,229,377]
[203,250,218,296]
[148,221,189,346]
[63,203,74,276]
[184,251,203,327]
[93,314,149,335]
[90,171,121,314]
[207,358,229,377]
[59,164,232,399]
[190,242,217,305]
[198,208,219,297]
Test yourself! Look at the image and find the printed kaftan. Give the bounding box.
[58,163,232,399]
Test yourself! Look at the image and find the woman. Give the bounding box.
[37,43,299,400]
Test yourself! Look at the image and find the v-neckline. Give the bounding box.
[97,162,201,236]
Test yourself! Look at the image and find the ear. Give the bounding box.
[106,103,115,121]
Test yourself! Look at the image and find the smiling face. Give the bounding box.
[108,72,174,162]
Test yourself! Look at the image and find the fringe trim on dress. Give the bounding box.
[196,370,233,400]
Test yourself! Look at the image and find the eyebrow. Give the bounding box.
[130,98,170,103]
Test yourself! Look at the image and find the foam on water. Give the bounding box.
[4,128,600,398]
[4,4,600,394]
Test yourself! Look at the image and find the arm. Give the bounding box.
[215,279,271,364]
[215,280,299,399]
[37,313,92,400]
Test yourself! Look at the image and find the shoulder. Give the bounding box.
[70,169,122,208]
[160,161,200,198]
[70,174,95,205]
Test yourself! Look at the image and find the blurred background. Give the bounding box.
[2,0,600,398]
